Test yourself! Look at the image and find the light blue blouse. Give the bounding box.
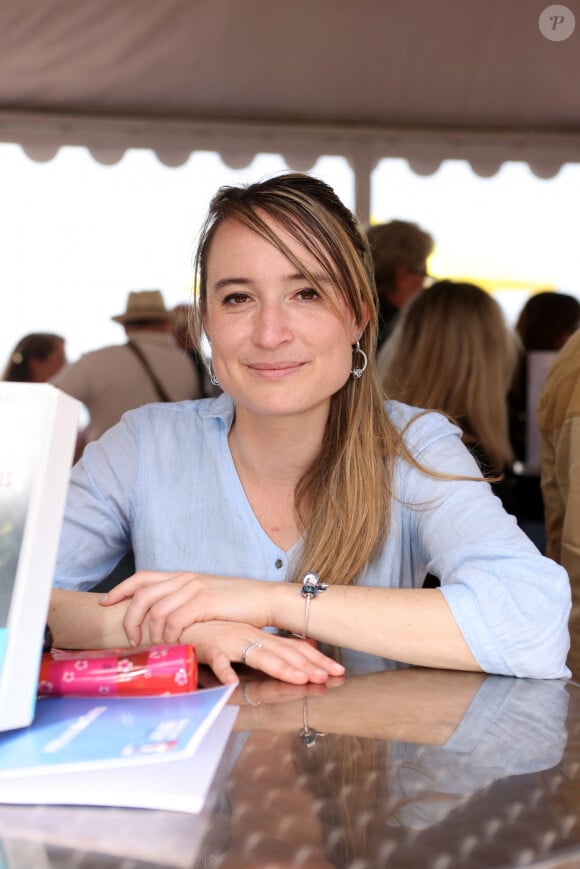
[53,394,572,679]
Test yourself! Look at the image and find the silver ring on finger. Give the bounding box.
[241,640,263,666]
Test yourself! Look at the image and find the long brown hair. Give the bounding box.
[193,174,429,586]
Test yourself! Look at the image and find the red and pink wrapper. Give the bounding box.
[38,644,198,697]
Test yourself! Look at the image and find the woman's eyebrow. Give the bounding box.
[287,270,333,286]
[211,272,333,291]
[211,277,251,292]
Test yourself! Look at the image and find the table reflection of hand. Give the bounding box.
[228,667,487,745]
[198,665,571,866]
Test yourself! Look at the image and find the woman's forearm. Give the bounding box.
[268,584,482,672]
[48,588,133,649]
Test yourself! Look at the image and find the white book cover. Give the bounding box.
[0,384,80,732]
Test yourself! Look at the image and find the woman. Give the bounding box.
[377,279,518,484]
[2,332,66,382]
[508,291,580,550]
[48,174,571,684]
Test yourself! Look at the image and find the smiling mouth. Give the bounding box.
[246,361,305,377]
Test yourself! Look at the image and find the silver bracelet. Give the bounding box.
[299,572,328,639]
[298,698,325,748]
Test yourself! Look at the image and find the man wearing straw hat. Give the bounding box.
[52,290,201,446]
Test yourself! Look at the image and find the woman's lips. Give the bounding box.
[246,361,306,379]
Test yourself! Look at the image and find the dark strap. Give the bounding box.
[126,340,171,402]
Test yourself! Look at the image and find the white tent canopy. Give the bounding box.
[0,0,579,217]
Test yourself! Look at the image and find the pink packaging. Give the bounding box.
[38,644,198,697]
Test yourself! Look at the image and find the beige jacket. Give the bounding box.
[537,329,580,678]
[52,332,201,442]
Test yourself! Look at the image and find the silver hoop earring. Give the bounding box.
[208,360,219,387]
[351,340,368,378]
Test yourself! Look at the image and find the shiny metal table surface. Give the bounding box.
[0,665,579,868]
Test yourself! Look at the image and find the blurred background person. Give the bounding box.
[52,289,202,445]
[366,219,434,353]
[2,331,84,462]
[508,291,580,552]
[378,279,519,524]
[509,291,580,464]
[537,328,580,679]
[2,332,66,382]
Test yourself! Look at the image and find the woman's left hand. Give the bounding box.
[100,570,277,646]
[180,620,344,686]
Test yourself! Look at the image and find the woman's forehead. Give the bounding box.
[207,213,332,277]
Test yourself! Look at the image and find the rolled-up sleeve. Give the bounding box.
[399,411,572,678]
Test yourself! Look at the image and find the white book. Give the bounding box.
[0,708,237,865]
[0,685,238,814]
[0,384,79,731]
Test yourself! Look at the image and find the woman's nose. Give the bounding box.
[253,301,292,347]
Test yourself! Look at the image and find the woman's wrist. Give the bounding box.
[269,580,318,637]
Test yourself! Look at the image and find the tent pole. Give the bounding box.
[351,153,373,225]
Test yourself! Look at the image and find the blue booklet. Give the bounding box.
[0,684,235,775]
[0,685,237,813]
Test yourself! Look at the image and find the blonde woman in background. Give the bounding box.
[378,280,519,479]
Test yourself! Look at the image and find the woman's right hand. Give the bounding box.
[184,620,344,686]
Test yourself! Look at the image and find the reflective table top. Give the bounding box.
[0,663,579,868]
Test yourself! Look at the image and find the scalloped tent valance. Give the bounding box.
[1,0,579,220]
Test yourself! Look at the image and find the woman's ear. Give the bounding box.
[352,303,370,343]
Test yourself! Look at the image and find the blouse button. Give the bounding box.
[275,558,283,569]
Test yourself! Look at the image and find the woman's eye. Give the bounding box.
[295,288,320,301]
[223,292,250,305]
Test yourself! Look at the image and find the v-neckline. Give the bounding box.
[223,424,303,555]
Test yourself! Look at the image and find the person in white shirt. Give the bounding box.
[51,289,202,443]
